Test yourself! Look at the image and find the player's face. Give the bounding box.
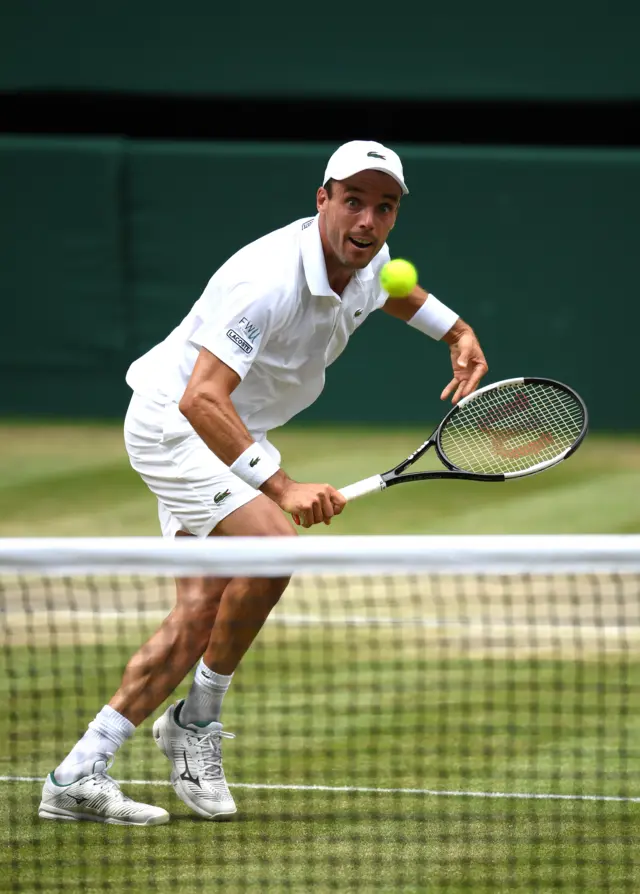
[316,171,401,271]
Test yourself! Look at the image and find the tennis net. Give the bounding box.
[2,534,640,893]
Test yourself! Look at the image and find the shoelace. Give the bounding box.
[91,773,135,803]
[85,754,134,804]
[197,730,235,780]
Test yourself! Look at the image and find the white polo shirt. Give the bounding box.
[126,215,390,437]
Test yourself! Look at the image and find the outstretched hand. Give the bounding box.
[441,325,488,404]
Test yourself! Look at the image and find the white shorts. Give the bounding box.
[124,393,280,538]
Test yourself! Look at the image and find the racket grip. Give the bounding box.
[339,475,385,502]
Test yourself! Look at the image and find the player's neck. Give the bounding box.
[325,263,353,297]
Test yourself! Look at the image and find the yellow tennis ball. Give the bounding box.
[380,259,418,298]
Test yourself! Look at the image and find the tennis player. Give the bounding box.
[39,140,488,825]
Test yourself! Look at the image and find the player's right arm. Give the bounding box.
[179,348,345,527]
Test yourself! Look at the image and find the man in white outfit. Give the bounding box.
[39,141,488,825]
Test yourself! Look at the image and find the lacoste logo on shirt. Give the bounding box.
[249,457,260,467]
[227,329,253,355]
[367,151,386,160]
[214,489,231,505]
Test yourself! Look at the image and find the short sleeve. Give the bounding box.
[189,284,275,380]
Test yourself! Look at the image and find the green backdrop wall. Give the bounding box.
[3,0,640,99]
[2,137,637,429]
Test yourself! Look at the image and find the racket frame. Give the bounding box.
[379,376,588,490]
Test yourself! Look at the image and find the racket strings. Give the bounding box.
[440,383,585,475]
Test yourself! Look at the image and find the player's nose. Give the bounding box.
[357,206,376,230]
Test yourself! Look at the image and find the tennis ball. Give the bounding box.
[380,259,418,298]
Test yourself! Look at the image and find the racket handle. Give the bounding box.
[339,475,385,502]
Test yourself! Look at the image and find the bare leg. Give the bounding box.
[199,575,288,675]
[109,574,229,725]
[109,495,295,725]
[201,495,295,675]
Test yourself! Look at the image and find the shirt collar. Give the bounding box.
[300,215,375,298]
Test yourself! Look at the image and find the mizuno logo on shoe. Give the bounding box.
[67,794,87,804]
[179,751,201,788]
[214,490,231,505]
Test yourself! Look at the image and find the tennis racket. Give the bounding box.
[339,377,588,501]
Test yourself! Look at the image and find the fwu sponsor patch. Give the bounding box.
[301,219,314,230]
[239,316,261,343]
[227,329,253,354]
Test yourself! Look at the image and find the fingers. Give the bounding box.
[291,485,346,528]
[443,359,489,404]
[311,494,326,526]
[441,377,458,401]
[319,491,334,526]
[443,327,488,403]
[330,488,346,516]
[460,364,487,398]
[453,379,468,403]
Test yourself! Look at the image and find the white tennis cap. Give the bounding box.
[323,140,409,195]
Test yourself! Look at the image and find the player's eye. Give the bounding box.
[346,197,360,208]
[379,203,393,214]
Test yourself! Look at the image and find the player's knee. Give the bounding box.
[245,512,297,539]
[173,582,222,638]
[178,598,219,631]
[231,574,290,609]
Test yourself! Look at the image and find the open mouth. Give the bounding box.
[348,236,374,250]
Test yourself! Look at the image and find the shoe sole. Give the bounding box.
[38,805,169,826]
[153,716,237,821]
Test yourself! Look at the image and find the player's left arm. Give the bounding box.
[381,285,488,404]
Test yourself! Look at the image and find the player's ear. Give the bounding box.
[316,186,329,213]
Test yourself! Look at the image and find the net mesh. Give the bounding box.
[2,535,639,893]
[440,380,586,474]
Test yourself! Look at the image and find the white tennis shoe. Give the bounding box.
[153,701,237,819]
[38,755,169,825]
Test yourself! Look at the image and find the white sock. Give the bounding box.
[54,705,135,784]
[180,660,233,726]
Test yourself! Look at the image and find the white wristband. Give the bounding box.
[229,444,280,490]
[407,294,459,340]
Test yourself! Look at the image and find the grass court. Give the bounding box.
[1,422,639,892]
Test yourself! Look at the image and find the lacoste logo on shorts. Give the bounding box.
[354,309,363,317]
[226,329,253,354]
[214,490,231,505]
[249,457,260,467]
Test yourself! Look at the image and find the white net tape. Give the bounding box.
[0,535,638,576]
